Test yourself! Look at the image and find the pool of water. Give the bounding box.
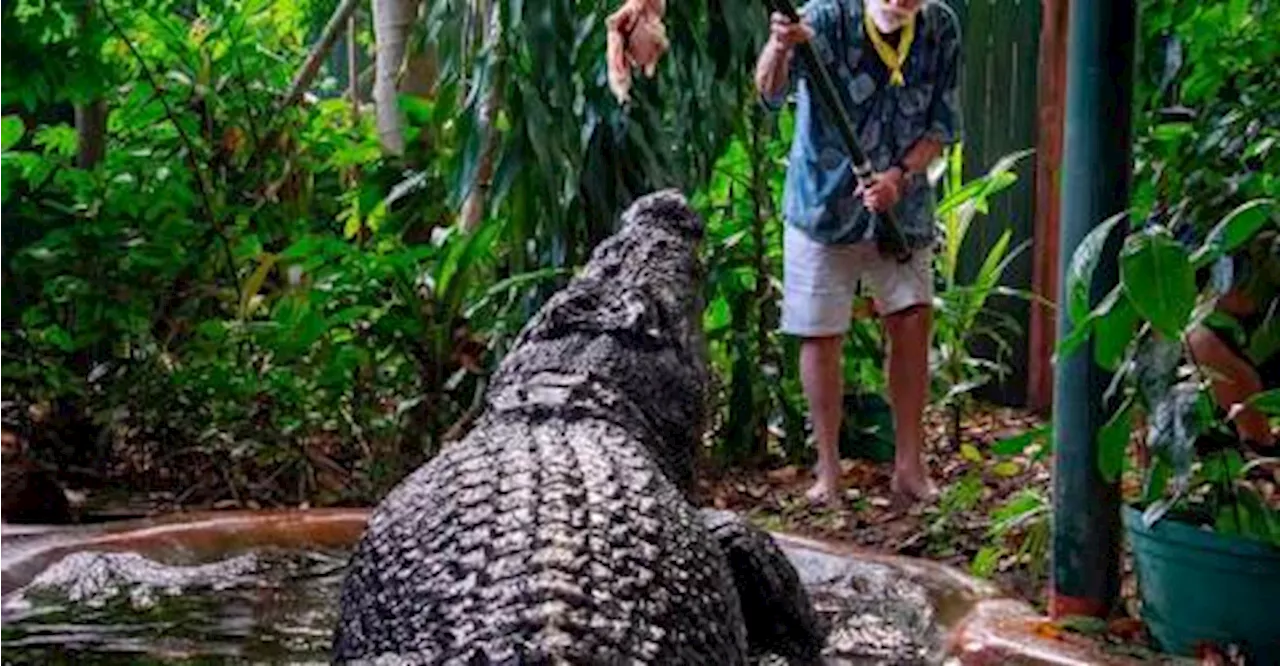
[2,547,349,665]
[0,511,1006,665]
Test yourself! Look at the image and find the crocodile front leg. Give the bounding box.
[700,509,828,664]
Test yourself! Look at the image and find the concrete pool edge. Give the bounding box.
[1,508,1154,665]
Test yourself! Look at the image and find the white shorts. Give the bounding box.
[780,224,934,337]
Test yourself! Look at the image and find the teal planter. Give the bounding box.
[1123,505,1280,664]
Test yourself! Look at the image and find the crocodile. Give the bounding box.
[331,189,826,665]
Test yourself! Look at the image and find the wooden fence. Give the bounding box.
[947,0,1049,409]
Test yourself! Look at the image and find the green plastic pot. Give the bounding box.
[1124,505,1280,664]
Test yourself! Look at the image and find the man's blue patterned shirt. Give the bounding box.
[764,0,964,248]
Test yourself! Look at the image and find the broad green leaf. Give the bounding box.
[1246,317,1280,367]
[42,324,75,352]
[1097,398,1133,483]
[1093,291,1138,371]
[991,424,1050,457]
[1055,284,1122,360]
[1,116,24,152]
[960,443,983,462]
[1250,389,1280,415]
[1191,199,1277,268]
[1151,122,1193,142]
[992,461,1022,477]
[1216,488,1280,546]
[1205,310,1247,347]
[1201,449,1244,485]
[1066,211,1126,325]
[1144,456,1171,505]
[705,297,731,332]
[1120,230,1196,339]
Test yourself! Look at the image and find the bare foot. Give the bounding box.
[805,474,841,506]
[890,469,937,502]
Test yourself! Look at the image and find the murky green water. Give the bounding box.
[2,546,948,665]
[1,549,349,665]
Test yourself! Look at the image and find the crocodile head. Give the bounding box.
[485,188,710,492]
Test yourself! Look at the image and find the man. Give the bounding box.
[754,0,962,503]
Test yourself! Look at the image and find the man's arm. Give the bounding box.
[897,137,944,178]
[755,35,797,103]
[755,2,837,109]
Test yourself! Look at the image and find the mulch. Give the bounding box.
[694,403,1056,607]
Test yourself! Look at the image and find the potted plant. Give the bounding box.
[1060,195,1280,662]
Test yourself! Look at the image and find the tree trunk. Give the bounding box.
[75,100,108,169]
[372,0,420,155]
[459,0,501,230]
[75,0,107,169]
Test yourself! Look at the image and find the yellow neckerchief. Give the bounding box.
[863,9,915,87]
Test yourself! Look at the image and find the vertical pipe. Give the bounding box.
[1049,0,1136,618]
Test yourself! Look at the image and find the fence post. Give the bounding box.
[1026,0,1068,413]
[1049,0,1136,618]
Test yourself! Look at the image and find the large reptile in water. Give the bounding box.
[332,189,826,665]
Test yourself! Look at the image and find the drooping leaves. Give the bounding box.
[1191,198,1279,268]
[1097,397,1134,483]
[1120,228,1197,339]
[1,116,24,151]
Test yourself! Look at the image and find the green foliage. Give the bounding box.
[1061,200,1278,543]
[1052,0,1280,544]
[422,0,769,278]
[1132,0,1280,239]
[972,487,1050,580]
[0,0,555,504]
[931,146,1034,444]
[694,105,811,466]
[0,0,1096,521]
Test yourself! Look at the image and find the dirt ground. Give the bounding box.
[695,403,1055,608]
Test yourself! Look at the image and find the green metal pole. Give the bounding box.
[1050,0,1136,618]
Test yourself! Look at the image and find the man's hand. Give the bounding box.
[857,167,905,213]
[756,12,813,101]
[768,11,814,48]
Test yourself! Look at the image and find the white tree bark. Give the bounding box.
[373,0,419,155]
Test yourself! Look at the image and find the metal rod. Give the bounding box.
[763,0,911,261]
[1050,0,1136,619]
